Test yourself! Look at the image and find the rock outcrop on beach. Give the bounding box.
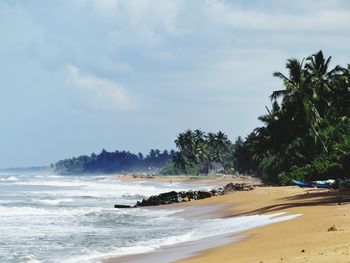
[114,183,255,208]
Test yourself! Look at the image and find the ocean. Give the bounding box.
[0,172,300,263]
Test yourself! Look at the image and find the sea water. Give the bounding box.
[0,172,300,263]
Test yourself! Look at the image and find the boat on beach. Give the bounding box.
[292,179,335,189]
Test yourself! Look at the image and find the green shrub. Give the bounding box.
[159,162,199,175]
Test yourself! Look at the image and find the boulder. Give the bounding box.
[197,190,212,199]
[138,195,161,206]
[187,190,198,200]
[125,181,254,208]
[159,191,178,201]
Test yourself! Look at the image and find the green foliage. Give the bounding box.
[55,149,175,174]
[257,154,282,183]
[233,51,350,184]
[159,163,179,175]
[160,162,199,176]
[172,130,233,175]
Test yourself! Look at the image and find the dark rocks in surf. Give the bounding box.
[114,182,255,208]
[114,204,132,208]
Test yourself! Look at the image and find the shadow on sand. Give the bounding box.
[228,188,350,217]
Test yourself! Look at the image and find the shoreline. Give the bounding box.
[105,233,243,263]
[104,202,300,263]
[114,174,262,187]
[103,179,350,263]
[177,186,350,263]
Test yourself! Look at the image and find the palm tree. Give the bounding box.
[305,50,343,119]
[207,131,230,162]
[271,57,327,152]
[173,152,190,173]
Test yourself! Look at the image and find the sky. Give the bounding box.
[1,0,350,168]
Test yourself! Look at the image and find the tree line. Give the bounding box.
[169,51,350,184]
[54,149,175,174]
[161,130,234,175]
[55,51,350,184]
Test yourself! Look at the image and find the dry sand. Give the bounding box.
[115,173,262,186]
[178,186,350,263]
[107,175,350,263]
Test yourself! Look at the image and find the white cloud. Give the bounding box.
[67,65,133,111]
[75,0,184,45]
[206,1,350,31]
[123,0,183,35]
[94,0,119,12]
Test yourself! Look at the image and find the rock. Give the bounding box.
[159,191,178,201]
[210,189,219,196]
[197,190,212,199]
[182,196,191,202]
[223,183,254,192]
[138,196,161,206]
[176,194,184,203]
[161,191,184,204]
[131,181,254,208]
[178,191,187,198]
[114,204,132,208]
[243,185,255,191]
[224,183,235,191]
[328,225,337,231]
[187,190,198,200]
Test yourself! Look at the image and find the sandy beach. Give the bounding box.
[107,176,350,263]
[115,173,262,187]
[178,186,350,263]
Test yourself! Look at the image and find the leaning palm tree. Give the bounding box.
[271,57,327,152]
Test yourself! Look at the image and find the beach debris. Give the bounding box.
[114,183,255,208]
[328,225,338,232]
[301,249,305,253]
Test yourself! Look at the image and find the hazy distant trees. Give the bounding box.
[54,149,175,174]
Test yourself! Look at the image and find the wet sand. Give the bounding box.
[105,178,350,263]
[115,174,262,187]
[178,186,350,263]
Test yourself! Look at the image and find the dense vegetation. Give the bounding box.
[160,130,234,175]
[54,149,175,174]
[232,51,350,184]
[55,51,350,184]
[169,51,350,184]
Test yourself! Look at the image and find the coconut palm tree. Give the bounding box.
[271,57,327,152]
[305,50,343,119]
[173,152,190,173]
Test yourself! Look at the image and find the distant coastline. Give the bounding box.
[54,149,175,175]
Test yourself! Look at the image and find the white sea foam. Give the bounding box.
[0,205,105,217]
[23,254,41,263]
[26,181,192,199]
[32,198,74,206]
[0,173,302,263]
[0,176,19,182]
[62,212,302,263]
[0,206,55,216]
